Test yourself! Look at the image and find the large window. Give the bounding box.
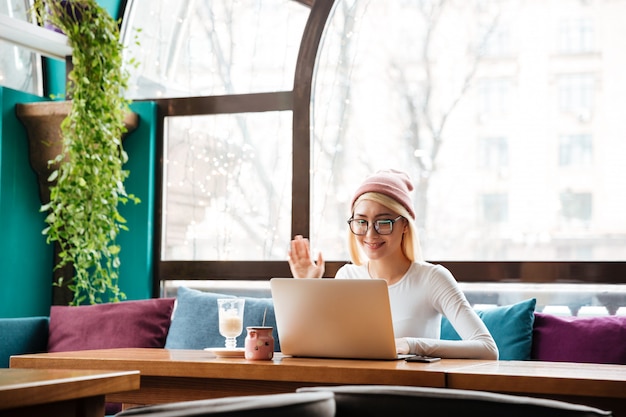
[121,0,626,298]
[309,0,625,262]
[123,0,308,267]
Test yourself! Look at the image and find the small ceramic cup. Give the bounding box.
[244,326,274,360]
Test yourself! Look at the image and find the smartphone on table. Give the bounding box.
[405,355,441,363]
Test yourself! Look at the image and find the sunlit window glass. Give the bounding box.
[122,0,308,99]
[162,112,292,261]
[0,0,43,95]
[311,0,626,262]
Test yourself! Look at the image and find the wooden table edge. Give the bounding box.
[0,369,140,410]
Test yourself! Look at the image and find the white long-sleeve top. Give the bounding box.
[335,261,499,359]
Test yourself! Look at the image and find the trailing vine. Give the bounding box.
[33,0,139,305]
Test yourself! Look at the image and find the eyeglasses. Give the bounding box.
[347,215,404,236]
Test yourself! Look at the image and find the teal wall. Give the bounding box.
[0,87,157,317]
[0,88,52,317]
[118,101,158,300]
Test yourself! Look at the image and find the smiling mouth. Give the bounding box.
[364,241,385,249]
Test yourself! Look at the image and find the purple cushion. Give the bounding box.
[48,298,175,352]
[531,313,626,364]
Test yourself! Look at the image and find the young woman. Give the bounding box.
[288,169,498,359]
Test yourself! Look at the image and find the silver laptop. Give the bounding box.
[270,278,410,360]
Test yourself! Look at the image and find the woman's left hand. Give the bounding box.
[395,338,410,354]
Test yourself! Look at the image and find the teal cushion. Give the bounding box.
[0,317,49,367]
[441,298,536,360]
[165,286,280,351]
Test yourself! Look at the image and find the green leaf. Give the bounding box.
[48,170,59,182]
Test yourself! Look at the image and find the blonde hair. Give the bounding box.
[347,192,423,265]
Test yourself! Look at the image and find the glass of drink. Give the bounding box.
[217,298,245,349]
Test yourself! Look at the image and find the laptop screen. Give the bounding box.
[270,278,401,360]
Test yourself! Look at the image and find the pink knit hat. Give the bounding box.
[351,169,415,219]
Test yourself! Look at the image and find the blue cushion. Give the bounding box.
[440,298,536,360]
[0,316,49,367]
[165,286,280,351]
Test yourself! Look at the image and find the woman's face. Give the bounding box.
[351,199,406,262]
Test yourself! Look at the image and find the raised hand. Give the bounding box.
[287,235,325,278]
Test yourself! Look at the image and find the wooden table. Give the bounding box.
[10,348,626,415]
[0,368,140,417]
[10,348,448,405]
[445,360,626,415]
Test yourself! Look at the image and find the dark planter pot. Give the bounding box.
[44,0,86,33]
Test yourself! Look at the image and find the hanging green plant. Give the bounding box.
[33,0,140,305]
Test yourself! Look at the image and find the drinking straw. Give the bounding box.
[262,307,267,326]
